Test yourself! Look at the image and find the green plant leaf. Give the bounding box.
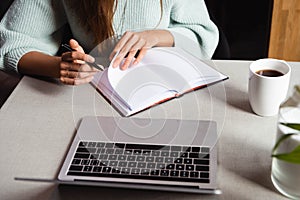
[272,146,300,164]
[280,123,300,131]
[272,133,296,153]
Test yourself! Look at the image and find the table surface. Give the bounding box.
[1,60,299,200]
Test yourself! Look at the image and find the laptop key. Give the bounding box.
[186,165,194,171]
[127,155,136,161]
[105,143,114,148]
[160,170,169,176]
[176,164,184,170]
[93,166,102,173]
[150,170,160,176]
[90,154,99,159]
[118,155,126,160]
[174,158,183,164]
[81,159,90,165]
[151,151,160,157]
[180,152,188,158]
[108,155,117,160]
[182,147,191,152]
[137,162,146,168]
[88,142,97,147]
[161,151,169,157]
[74,153,90,159]
[142,150,151,156]
[128,162,137,168]
[133,150,142,155]
[79,141,88,147]
[118,161,127,167]
[109,161,118,167]
[155,157,164,163]
[121,168,130,174]
[171,146,182,152]
[184,159,192,164]
[201,147,210,153]
[83,166,93,172]
[96,148,105,154]
[200,172,210,179]
[136,156,145,162]
[115,149,124,154]
[189,153,200,158]
[115,143,125,149]
[131,168,140,174]
[76,147,90,153]
[145,156,154,162]
[196,165,209,171]
[106,148,115,154]
[111,167,121,174]
[201,153,210,159]
[180,171,189,178]
[141,169,150,175]
[102,167,112,173]
[191,147,201,152]
[96,142,105,148]
[124,150,132,155]
[147,163,156,169]
[72,159,81,165]
[100,160,109,166]
[126,143,165,150]
[165,157,174,164]
[156,163,165,169]
[190,171,199,178]
[90,160,99,166]
[194,159,209,165]
[170,151,179,157]
[99,154,108,160]
[170,170,179,177]
[69,165,83,171]
[166,164,175,170]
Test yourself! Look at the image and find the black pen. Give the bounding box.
[61,44,105,71]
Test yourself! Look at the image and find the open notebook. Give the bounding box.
[92,47,228,116]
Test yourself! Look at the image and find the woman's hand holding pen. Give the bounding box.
[109,30,174,70]
[60,39,99,85]
[59,30,173,85]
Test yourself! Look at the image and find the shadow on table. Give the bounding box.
[223,83,253,113]
[0,70,21,108]
[24,75,70,97]
[47,184,222,200]
[219,131,279,194]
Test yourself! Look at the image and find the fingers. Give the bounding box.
[69,39,85,53]
[60,76,94,85]
[110,31,153,70]
[61,51,95,64]
[60,41,99,85]
[59,63,98,85]
[133,48,148,65]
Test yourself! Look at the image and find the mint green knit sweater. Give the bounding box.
[0,0,219,72]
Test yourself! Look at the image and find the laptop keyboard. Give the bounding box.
[67,141,210,183]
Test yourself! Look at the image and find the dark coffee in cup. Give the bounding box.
[256,69,284,77]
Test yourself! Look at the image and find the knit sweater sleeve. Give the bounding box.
[0,0,67,72]
[167,0,219,59]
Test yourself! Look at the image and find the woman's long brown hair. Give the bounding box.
[65,0,163,45]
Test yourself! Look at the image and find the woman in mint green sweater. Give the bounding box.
[0,0,218,85]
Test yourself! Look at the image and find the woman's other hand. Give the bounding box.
[60,39,99,85]
[109,30,174,70]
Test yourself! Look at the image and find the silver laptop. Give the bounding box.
[58,116,221,194]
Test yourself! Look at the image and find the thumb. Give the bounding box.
[69,39,85,53]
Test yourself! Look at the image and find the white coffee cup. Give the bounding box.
[248,58,291,116]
